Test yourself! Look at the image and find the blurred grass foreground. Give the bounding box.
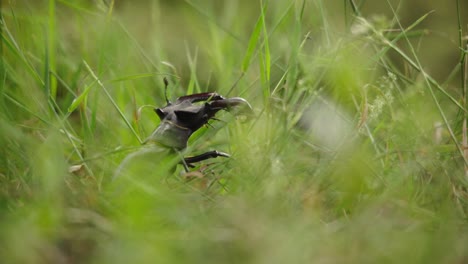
[1,0,468,263]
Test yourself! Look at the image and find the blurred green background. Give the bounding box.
[1,0,467,263]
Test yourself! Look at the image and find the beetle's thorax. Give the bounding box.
[149,119,192,149]
[148,101,216,149]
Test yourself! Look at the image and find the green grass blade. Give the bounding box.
[108,72,176,83]
[184,0,241,43]
[67,80,97,113]
[4,93,51,125]
[186,45,199,94]
[241,12,264,73]
[48,0,57,99]
[385,0,468,166]
[1,20,44,85]
[83,60,142,144]
[261,0,270,84]
[369,12,467,114]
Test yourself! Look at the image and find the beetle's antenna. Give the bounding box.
[163,77,170,104]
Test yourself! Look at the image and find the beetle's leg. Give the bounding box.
[184,150,230,166]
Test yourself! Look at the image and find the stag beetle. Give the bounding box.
[145,79,252,171]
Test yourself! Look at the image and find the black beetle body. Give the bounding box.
[146,92,251,168]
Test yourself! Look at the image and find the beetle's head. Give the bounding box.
[147,92,252,149]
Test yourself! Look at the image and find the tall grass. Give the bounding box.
[0,0,467,263]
